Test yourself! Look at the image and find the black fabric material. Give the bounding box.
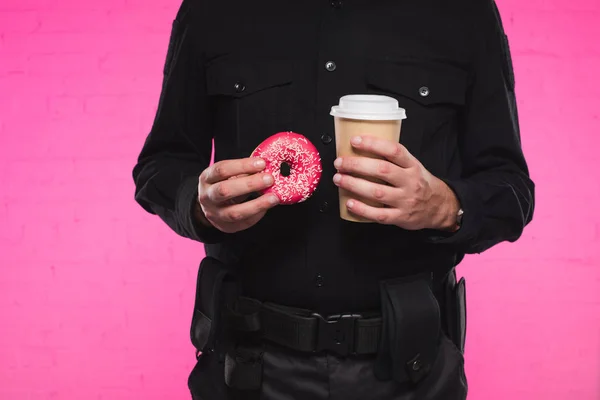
[225,297,262,333]
[132,0,535,317]
[191,257,238,352]
[260,302,321,353]
[189,343,261,400]
[190,274,468,399]
[224,345,264,391]
[375,275,441,385]
[223,297,382,356]
[189,335,467,400]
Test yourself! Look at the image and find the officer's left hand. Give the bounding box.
[333,135,460,231]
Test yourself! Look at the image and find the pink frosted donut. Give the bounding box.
[251,132,323,205]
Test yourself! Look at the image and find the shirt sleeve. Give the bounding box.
[425,0,535,254]
[132,1,227,244]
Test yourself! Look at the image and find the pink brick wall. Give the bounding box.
[0,0,598,399]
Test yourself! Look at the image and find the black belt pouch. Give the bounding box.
[190,257,264,394]
[190,256,238,353]
[374,274,441,385]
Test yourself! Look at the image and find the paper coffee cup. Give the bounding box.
[330,95,407,223]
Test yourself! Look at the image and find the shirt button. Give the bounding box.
[319,201,329,213]
[321,134,333,144]
[419,86,430,97]
[234,82,246,93]
[325,61,337,72]
[315,274,324,288]
[412,359,423,371]
[331,0,343,8]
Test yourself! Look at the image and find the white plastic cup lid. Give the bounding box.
[330,94,407,121]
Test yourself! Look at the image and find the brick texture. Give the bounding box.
[1,0,599,399]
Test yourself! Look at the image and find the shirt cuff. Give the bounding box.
[421,179,481,248]
[176,175,228,244]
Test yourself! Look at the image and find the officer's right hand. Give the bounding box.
[196,158,279,233]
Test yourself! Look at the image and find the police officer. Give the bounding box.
[132,0,534,398]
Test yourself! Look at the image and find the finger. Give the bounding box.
[345,198,398,225]
[333,156,406,187]
[239,210,266,228]
[223,195,248,206]
[225,174,252,204]
[216,209,266,233]
[208,173,274,204]
[228,173,249,180]
[214,193,279,223]
[333,173,398,206]
[205,209,267,234]
[203,158,266,184]
[350,136,415,168]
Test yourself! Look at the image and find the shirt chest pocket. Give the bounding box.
[366,61,468,174]
[206,59,296,159]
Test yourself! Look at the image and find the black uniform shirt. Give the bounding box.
[132,0,535,315]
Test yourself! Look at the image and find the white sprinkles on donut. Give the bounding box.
[251,132,323,205]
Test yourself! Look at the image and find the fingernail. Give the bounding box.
[351,136,362,145]
[334,158,342,169]
[263,174,273,185]
[255,159,266,168]
[347,200,355,208]
[333,174,341,184]
[269,195,279,205]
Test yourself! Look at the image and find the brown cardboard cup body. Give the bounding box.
[334,117,402,222]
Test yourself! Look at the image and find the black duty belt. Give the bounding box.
[223,297,383,357]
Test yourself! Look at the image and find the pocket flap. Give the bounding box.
[224,346,263,391]
[206,58,294,98]
[367,61,468,106]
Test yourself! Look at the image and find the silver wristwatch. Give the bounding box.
[456,208,464,228]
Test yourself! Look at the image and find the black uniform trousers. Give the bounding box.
[189,335,467,400]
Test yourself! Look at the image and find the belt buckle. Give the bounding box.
[312,313,361,357]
